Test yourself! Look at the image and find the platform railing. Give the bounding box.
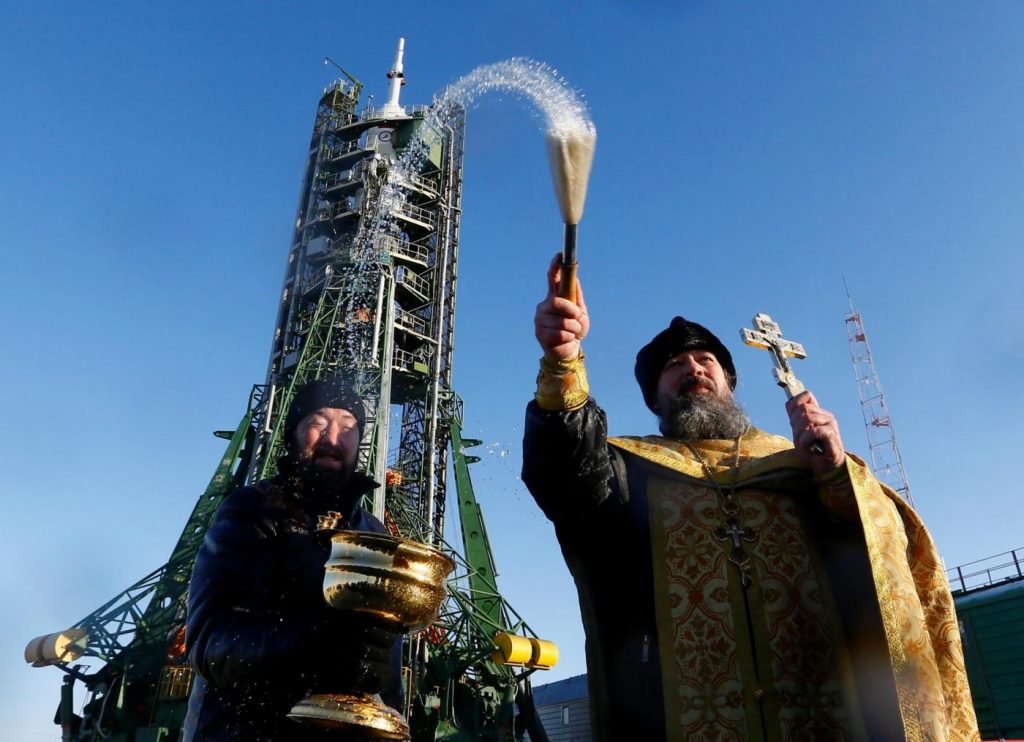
[947,547,1024,594]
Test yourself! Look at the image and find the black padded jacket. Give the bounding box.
[521,398,667,742]
[182,465,403,741]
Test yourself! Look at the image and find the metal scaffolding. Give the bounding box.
[250,76,465,544]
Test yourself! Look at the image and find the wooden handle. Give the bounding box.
[559,260,578,300]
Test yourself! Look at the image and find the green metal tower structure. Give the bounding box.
[26,41,552,741]
[24,392,262,741]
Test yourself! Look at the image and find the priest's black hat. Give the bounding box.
[634,316,737,411]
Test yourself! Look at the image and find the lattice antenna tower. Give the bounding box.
[843,281,915,507]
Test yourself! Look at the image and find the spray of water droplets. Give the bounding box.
[440,58,595,136]
[363,59,594,243]
[349,58,595,263]
[338,59,595,397]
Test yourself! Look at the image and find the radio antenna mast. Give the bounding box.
[843,279,915,507]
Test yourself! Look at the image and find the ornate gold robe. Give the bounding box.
[608,428,978,741]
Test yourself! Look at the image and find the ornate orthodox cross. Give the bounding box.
[741,313,825,455]
[740,313,808,398]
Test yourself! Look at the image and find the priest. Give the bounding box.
[522,255,978,741]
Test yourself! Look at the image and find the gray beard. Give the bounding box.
[658,391,750,441]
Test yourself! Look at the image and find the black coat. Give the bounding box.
[521,399,667,741]
[183,465,403,741]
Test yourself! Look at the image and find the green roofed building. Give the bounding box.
[949,548,1024,741]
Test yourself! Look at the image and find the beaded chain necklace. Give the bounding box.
[682,429,756,588]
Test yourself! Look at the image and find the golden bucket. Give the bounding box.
[321,531,454,631]
[289,530,454,739]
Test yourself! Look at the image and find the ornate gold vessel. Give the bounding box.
[289,529,454,739]
[320,531,454,631]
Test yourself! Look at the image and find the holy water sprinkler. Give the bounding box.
[547,123,596,299]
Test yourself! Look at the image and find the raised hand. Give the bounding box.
[786,390,845,475]
[534,252,590,362]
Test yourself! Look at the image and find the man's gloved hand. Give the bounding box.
[314,616,399,694]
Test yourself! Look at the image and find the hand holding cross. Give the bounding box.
[741,314,845,475]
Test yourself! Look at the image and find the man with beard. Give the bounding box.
[183,377,402,741]
[522,256,978,741]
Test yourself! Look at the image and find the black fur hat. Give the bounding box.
[634,316,736,412]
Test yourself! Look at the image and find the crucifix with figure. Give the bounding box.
[741,313,825,454]
[715,520,757,587]
[740,313,808,397]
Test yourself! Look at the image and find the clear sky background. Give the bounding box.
[3,2,1023,739]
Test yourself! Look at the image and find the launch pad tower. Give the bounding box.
[253,42,465,542]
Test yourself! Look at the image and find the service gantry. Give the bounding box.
[252,40,462,536]
[26,40,553,742]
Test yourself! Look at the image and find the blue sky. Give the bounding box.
[3,3,1023,739]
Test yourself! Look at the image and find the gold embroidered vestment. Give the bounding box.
[608,429,978,742]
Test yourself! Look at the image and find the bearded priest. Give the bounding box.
[522,254,979,742]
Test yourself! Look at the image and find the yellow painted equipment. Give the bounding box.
[24,629,86,667]
[491,632,533,666]
[491,632,559,669]
[528,638,559,670]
